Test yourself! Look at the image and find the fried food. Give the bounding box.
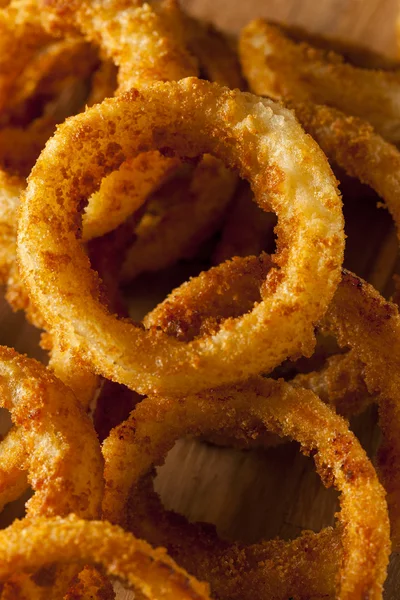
[323,271,400,550]
[102,377,390,599]
[146,253,400,553]
[0,0,52,114]
[0,3,396,597]
[0,515,212,600]
[239,20,400,144]
[284,102,400,238]
[18,79,343,395]
[0,346,103,597]
[0,346,103,518]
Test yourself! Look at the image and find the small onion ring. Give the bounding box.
[102,377,390,600]
[18,78,344,395]
[0,515,211,600]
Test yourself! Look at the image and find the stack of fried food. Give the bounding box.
[0,0,399,597]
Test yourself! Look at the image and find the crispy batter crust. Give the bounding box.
[103,377,390,599]
[0,515,211,599]
[240,20,400,143]
[18,79,343,395]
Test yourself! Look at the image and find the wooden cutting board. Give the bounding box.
[0,0,398,598]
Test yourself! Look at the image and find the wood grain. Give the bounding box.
[182,0,399,56]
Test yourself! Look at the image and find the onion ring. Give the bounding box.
[41,1,239,285]
[18,78,344,395]
[40,0,198,91]
[239,20,400,144]
[102,377,390,599]
[145,253,400,551]
[0,0,53,114]
[0,346,103,597]
[323,271,400,550]
[284,102,400,239]
[0,345,103,518]
[0,515,211,599]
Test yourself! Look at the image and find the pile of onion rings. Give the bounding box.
[0,1,397,598]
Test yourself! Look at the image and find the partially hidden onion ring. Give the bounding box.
[284,102,400,240]
[102,377,390,599]
[0,515,211,600]
[323,270,400,550]
[0,0,52,114]
[239,20,400,144]
[40,0,198,91]
[18,78,344,395]
[40,0,239,285]
[0,345,103,519]
[0,346,103,597]
[144,254,400,551]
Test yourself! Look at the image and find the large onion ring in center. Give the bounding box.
[18,78,344,395]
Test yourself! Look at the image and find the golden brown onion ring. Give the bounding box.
[0,346,103,519]
[239,20,400,144]
[0,346,103,597]
[0,0,52,114]
[0,515,211,600]
[40,0,198,91]
[145,254,400,551]
[103,377,390,599]
[323,270,400,550]
[285,102,400,239]
[18,79,344,395]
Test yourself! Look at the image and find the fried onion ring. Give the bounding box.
[18,78,344,395]
[239,20,400,144]
[40,0,198,91]
[0,515,211,600]
[102,377,390,599]
[0,346,103,518]
[0,346,103,597]
[145,254,400,551]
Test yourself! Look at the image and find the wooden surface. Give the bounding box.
[1,0,399,597]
